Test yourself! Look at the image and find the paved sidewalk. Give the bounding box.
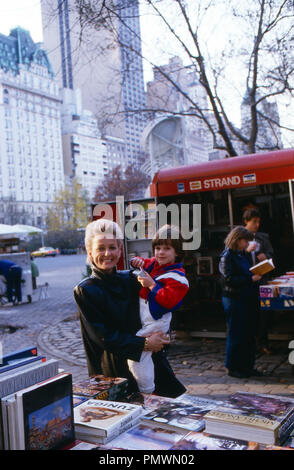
[1,287,294,398]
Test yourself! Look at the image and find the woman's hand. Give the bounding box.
[252,274,262,282]
[138,271,156,290]
[143,331,170,352]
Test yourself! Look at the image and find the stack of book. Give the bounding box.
[2,372,75,450]
[73,399,142,444]
[72,375,128,402]
[0,346,77,450]
[204,391,294,446]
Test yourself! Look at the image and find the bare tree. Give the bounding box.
[72,0,293,156]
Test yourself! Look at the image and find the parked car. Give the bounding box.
[31,247,58,258]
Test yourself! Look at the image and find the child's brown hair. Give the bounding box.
[152,224,184,262]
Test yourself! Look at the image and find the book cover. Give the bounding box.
[141,398,218,433]
[74,399,142,439]
[250,258,275,276]
[204,392,294,445]
[72,375,128,401]
[73,395,89,408]
[171,431,259,450]
[278,285,294,298]
[259,285,278,298]
[122,392,175,415]
[101,422,187,450]
[15,373,75,450]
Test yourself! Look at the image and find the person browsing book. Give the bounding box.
[243,208,274,354]
[74,219,186,398]
[128,225,189,395]
[219,226,263,379]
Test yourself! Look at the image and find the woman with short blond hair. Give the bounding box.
[219,226,263,378]
[74,219,186,397]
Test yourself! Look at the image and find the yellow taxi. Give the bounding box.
[31,246,58,258]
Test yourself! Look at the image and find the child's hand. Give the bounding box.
[138,271,156,289]
[131,257,145,269]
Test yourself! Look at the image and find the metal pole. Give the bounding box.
[288,179,294,235]
[227,189,234,230]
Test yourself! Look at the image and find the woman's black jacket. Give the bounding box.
[219,248,253,298]
[73,267,186,398]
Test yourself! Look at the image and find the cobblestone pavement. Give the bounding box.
[1,282,294,399]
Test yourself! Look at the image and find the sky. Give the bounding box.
[0,0,43,43]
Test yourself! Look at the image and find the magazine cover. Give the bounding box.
[101,422,187,450]
[73,395,89,408]
[72,375,128,401]
[141,399,216,432]
[171,431,259,450]
[123,392,174,414]
[16,373,75,450]
[74,399,142,437]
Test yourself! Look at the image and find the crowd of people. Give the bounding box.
[74,206,274,397]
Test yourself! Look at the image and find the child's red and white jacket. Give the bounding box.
[130,257,189,320]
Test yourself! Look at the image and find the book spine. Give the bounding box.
[105,417,140,442]
[15,395,25,450]
[7,399,18,450]
[0,361,59,399]
[1,399,10,449]
[0,356,45,375]
[76,417,139,444]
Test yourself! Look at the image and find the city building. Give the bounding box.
[145,56,212,171]
[0,27,64,227]
[61,88,107,200]
[41,0,147,168]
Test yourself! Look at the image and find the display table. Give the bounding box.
[260,297,294,310]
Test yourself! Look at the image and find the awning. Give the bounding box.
[150,149,294,198]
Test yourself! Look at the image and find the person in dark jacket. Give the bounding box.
[219,226,263,378]
[73,218,186,398]
[0,259,22,303]
[243,208,274,354]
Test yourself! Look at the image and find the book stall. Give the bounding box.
[1,347,294,451]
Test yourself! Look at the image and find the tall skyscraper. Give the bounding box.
[61,88,107,199]
[0,28,64,226]
[41,0,147,168]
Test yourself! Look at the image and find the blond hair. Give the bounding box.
[85,219,123,265]
[224,226,253,251]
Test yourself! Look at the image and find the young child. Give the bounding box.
[127,224,189,394]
